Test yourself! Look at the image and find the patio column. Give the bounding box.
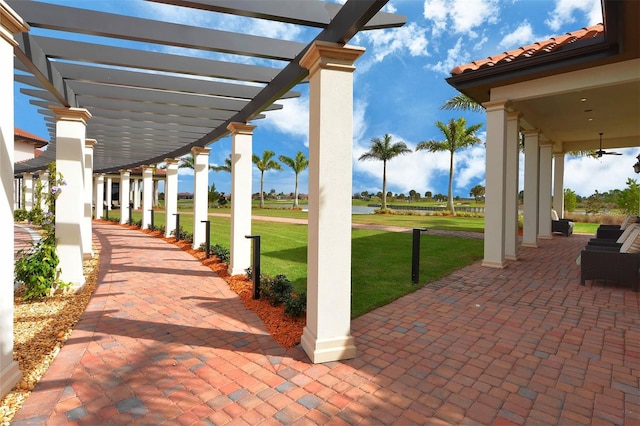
[52,106,92,290]
[164,158,179,238]
[482,100,509,268]
[133,178,140,210]
[522,130,540,247]
[14,177,20,209]
[82,139,96,259]
[142,166,153,229]
[94,174,104,219]
[227,122,255,275]
[553,153,565,217]
[505,111,521,260]
[106,176,113,213]
[119,170,131,225]
[538,142,553,239]
[153,179,159,207]
[22,172,33,211]
[39,169,49,212]
[192,147,210,250]
[0,1,28,400]
[300,41,365,363]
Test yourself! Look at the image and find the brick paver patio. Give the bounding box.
[11,222,640,425]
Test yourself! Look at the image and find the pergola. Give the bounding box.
[447,0,639,268]
[1,0,406,399]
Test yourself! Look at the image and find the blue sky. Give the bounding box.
[14,0,637,198]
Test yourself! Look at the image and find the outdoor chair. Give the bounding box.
[580,226,640,292]
[551,209,573,236]
[596,214,639,239]
[588,223,640,249]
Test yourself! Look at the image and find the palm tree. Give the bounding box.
[440,93,483,113]
[211,154,232,173]
[358,134,412,210]
[252,150,282,208]
[278,151,309,208]
[416,118,482,215]
[176,152,214,171]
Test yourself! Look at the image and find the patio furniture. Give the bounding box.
[588,223,640,248]
[596,214,639,238]
[551,209,573,236]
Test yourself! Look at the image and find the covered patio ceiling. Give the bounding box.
[11,0,406,174]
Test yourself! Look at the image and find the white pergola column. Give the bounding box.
[522,130,540,247]
[300,41,365,363]
[505,112,521,261]
[39,170,49,212]
[0,1,28,400]
[481,100,509,268]
[164,159,179,238]
[13,177,20,209]
[192,147,210,250]
[553,153,565,217]
[538,142,553,239]
[82,139,96,259]
[94,173,104,219]
[227,123,255,275]
[133,178,141,210]
[119,170,131,225]
[106,176,113,215]
[153,179,160,206]
[22,172,33,211]
[52,106,92,290]
[142,166,153,229]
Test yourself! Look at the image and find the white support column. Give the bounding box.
[133,178,141,210]
[22,172,33,211]
[164,159,179,238]
[106,176,112,215]
[538,142,553,239]
[481,100,509,268]
[94,174,104,219]
[227,123,255,275]
[153,179,159,207]
[192,147,210,250]
[142,166,153,229]
[39,170,49,212]
[553,153,565,217]
[300,41,365,363]
[522,130,540,247]
[13,177,19,209]
[0,1,29,400]
[505,112,521,261]
[119,170,131,226]
[52,106,92,290]
[82,139,96,259]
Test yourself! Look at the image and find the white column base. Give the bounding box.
[521,241,538,248]
[301,327,356,364]
[505,254,519,261]
[481,259,507,268]
[538,235,553,240]
[0,361,21,400]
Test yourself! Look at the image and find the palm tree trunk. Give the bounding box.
[260,172,265,208]
[448,151,455,215]
[382,160,387,210]
[293,173,299,208]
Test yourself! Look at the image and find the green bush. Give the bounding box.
[284,291,306,317]
[261,274,293,307]
[210,244,230,263]
[14,209,28,221]
[14,233,69,300]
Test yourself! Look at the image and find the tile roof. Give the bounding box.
[450,24,604,76]
[14,127,48,145]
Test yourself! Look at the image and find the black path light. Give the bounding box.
[201,220,211,258]
[412,228,427,284]
[245,235,261,299]
[173,213,180,241]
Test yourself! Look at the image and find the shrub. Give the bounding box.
[261,274,293,307]
[156,224,166,234]
[284,291,306,317]
[14,209,28,221]
[14,233,69,300]
[210,244,230,263]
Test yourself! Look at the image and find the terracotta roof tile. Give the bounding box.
[450,24,604,75]
[14,127,48,144]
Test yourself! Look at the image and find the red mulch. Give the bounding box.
[95,220,305,348]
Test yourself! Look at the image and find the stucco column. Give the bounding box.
[300,41,365,363]
[142,166,153,229]
[106,176,112,214]
[22,172,33,211]
[192,147,210,249]
[538,142,553,239]
[153,179,160,206]
[482,100,509,268]
[52,106,92,290]
[227,123,255,275]
[522,130,540,247]
[119,170,131,225]
[133,178,140,210]
[0,0,28,400]
[82,139,96,259]
[39,170,49,212]
[14,177,19,209]
[505,112,521,261]
[164,159,179,238]
[553,153,565,217]
[94,174,104,219]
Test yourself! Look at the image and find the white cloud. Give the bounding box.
[424,0,500,37]
[545,0,602,32]
[498,22,536,50]
[262,96,310,145]
[427,37,470,75]
[455,145,487,189]
[357,22,429,72]
[563,149,638,197]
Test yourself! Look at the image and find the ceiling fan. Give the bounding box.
[595,132,622,157]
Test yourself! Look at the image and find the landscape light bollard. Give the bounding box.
[173,213,180,241]
[104,201,109,220]
[245,235,261,299]
[129,202,133,225]
[149,209,154,230]
[201,220,211,258]
[412,228,427,284]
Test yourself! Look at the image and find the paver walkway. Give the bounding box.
[11,222,640,425]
